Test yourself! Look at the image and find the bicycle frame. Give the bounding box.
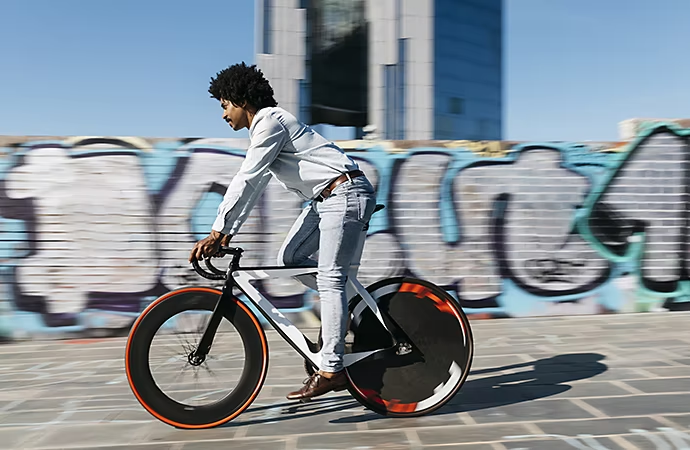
[193,207,407,370]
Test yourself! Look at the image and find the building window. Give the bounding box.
[263,0,272,54]
[396,38,406,140]
[449,97,464,115]
[384,65,396,140]
[384,38,407,140]
[298,79,310,123]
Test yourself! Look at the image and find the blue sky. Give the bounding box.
[0,0,688,142]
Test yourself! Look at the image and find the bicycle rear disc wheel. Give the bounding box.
[125,287,268,428]
[346,277,473,417]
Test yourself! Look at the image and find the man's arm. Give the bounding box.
[189,113,287,262]
[212,114,287,236]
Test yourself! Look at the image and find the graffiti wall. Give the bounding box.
[0,122,688,339]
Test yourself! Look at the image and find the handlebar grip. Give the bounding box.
[219,246,244,255]
[204,257,227,277]
[191,259,225,280]
[190,246,243,281]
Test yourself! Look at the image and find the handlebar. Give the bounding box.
[191,246,244,280]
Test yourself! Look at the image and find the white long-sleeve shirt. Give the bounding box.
[212,106,361,236]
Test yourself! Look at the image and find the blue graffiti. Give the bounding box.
[0,125,687,338]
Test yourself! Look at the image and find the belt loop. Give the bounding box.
[345,171,352,183]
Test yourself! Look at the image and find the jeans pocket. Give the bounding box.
[356,192,375,224]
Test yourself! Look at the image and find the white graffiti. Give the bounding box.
[594,132,687,283]
[157,148,266,289]
[5,146,158,314]
[457,149,608,295]
[392,153,468,290]
[0,127,689,337]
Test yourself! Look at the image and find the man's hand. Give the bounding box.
[189,230,227,263]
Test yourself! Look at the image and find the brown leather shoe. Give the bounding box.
[286,371,348,401]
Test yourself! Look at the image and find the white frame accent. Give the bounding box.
[232,264,393,370]
[232,266,466,412]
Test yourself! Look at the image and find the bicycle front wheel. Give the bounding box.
[346,277,473,417]
[125,287,268,428]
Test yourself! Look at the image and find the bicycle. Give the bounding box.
[125,204,474,429]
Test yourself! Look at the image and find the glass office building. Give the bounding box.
[255,0,502,141]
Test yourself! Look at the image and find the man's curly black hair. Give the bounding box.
[208,62,278,109]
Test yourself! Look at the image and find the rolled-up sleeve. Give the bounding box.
[212,114,288,236]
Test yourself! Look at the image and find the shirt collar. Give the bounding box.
[249,107,271,135]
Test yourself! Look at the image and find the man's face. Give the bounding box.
[220,99,247,131]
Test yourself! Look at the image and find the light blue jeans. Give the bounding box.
[277,176,377,372]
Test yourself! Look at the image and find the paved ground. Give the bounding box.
[1,312,689,449]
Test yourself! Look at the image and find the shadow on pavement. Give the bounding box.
[332,352,608,423]
[444,352,608,412]
[221,353,607,427]
[221,395,361,428]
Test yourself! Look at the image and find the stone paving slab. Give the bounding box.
[0,312,689,449]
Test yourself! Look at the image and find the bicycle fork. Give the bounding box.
[190,275,237,363]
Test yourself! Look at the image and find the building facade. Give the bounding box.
[255,0,502,141]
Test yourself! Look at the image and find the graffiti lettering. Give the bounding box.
[0,124,687,339]
[524,258,587,284]
[446,140,510,158]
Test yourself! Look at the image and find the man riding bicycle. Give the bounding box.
[188,62,377,401]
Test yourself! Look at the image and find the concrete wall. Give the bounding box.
[0,121,688,340]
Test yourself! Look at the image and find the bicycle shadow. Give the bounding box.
[332,352,608,423]
[220,394,361,428]
[221,353,607,427]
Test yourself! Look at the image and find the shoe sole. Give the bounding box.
[288,384,348,402]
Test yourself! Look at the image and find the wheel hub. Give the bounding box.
[188,351,206,366]
[396,342,412,355]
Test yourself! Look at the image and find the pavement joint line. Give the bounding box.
[568,398,609,418]
[233,424,248,438]
[7,389,690,414]
[534,345,554,352]
[404,428,422,450]
[458,412,477,425]
[648,348,684,359]
[24,426,690,450]
[499,429,690,446]
[0,366,689,384]
[648,359,684,367]
[1,375,687,397]
[4,412,690,436]
[2,350,664,363]
[0,399,25,413]
[356,419,367,431]
[517,354,535,362]
[608,435,638,450]
[651,414,684,428]
[3,314,689,448]
[523,422,543,435]
[609,380,645,394]
[285,435,297,450]
[29,399,82,431]
[634,368,659,378]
